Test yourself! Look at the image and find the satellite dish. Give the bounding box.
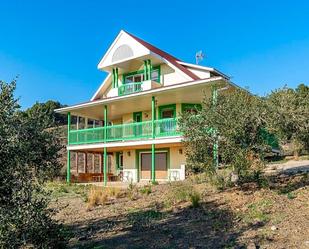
[195,50,205,64]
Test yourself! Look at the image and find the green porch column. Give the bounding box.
[103,105,108,186]
[66,112,71,183]
[212,86,219,168]
[151,96,156,182]
[103,147,107,186]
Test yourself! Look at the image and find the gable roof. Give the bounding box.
[177,61,230,80]
[124,31,200,81]
[92,31,204,100]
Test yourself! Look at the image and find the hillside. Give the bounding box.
[49,168,309,249]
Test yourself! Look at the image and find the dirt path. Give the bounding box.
[265,160,309,175]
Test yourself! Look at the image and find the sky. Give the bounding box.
[0,0,309,108]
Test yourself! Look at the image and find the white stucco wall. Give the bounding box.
[123,149,136,170]
[161,64,188,86]
[169,146,186,169]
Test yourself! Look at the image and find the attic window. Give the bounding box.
[112,44,134,62]
[123,66,161,84]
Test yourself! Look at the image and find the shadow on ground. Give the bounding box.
[238,168,309,194]
[268,172,309,194]
[65,198,268,249]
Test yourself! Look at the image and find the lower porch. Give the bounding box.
[67,143,186,184]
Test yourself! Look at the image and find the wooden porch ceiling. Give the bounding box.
[70,142,183,153]
[66,79,227,120]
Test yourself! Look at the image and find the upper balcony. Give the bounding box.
[103,58,163,98]
[68,118,180,145]
[107,80,161,97]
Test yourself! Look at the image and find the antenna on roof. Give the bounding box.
[195,50,205,64]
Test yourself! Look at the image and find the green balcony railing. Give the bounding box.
[68,118,180,145]
[155,118,179,137]
[69,126,105,145]
[106,120,153,141]
[118,82,143,96]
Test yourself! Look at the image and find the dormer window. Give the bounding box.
[124,71,144,84]
[123,65,161,84]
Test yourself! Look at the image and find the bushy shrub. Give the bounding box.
[209,174,231,191]
[189,191,201,208]
[127,182,138,200]
[266,84,309,158]
[179,88,271,187]
[0,80,65,248]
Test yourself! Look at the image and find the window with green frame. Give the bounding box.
[181,103,202,114]
[116,152,123,170]
[151,66,160,83]
[123,66,161,84]
[123,69,144,84]
[158,104,176,119]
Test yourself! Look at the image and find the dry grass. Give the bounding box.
[87,186,123,208]
[164,181,202,208]
[51,173,309,249]
[87,187,108,208]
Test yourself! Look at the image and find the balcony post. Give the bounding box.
[66,112,71,183]
[112,68,115,88]
[103,105,108,186]
[115,68,118,88]
[143,60,147,80]
[112,68,119,88]
[151,96,156,183]
[147,60,152,80]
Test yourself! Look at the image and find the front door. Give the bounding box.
[140,152,168,180]
[133,112,142,137]
[141,153,151,179]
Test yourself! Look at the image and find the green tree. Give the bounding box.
[266,84,309,158]
[0,80,65,248]
[179,87,270,181]
[25,100,67,127]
